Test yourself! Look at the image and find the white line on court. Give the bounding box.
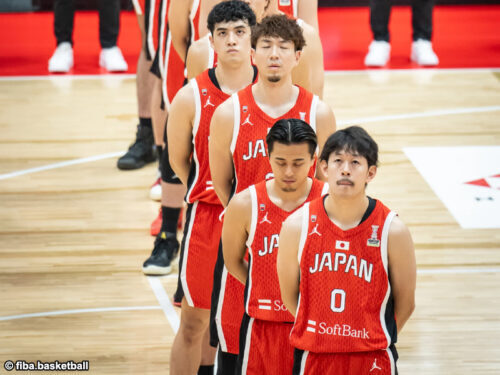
[0,152,123,181]
[1,105,499,181]
[338,105,500,126]
[0,267,497,322]
[147,276,180,333]
[0,74,136,81]
[0,305,161,322]
[418,267,500,275]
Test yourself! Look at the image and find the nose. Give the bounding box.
[270,44,279,58]
[227,31,237,45]
[285,164,294,177]
[341,161,351,175]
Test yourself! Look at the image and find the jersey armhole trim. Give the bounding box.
[230,93,240,155]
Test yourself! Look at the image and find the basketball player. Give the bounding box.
[277,126,417,374]
[166,2,257,374]
[187,0,324,98]
[222,119,329,375]
[208,15,336,373]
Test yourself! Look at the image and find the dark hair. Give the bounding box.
[319,126,379,167]
[207,1,256,34]
[251,14,306,51]
[266,119,317,157]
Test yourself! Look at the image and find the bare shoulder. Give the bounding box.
[316,98,333,117]
[389,215,412,239]
[388,215,414,254]
[186,38,209,79]
[300,21,320,44]
[282,206,307,233]
[212,96,235,124]
[171,83,196,111]
[225,188,252,226]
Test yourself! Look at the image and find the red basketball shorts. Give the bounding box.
[179,201,224,309]
[237,314,294,375]
[292,346,398,375]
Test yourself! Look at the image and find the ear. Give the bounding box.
[295,49,302,63]
[251,48,256,66]
[366,165,377,183]
[209,34,215,50]
[319,159,329,179]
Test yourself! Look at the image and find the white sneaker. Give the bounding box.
[48,42,73,73]
[150,176,162,201]
[99,46,128,72]
[411,39,439,66]
[364,40,391,67]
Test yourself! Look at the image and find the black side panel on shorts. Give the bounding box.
[292,348,305,375]
[161,127,182,184]
[209,241,224,348]
[173,203,195,304]
[216,348,238,375]
[235,313,251,375]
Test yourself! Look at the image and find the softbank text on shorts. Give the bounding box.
[3,360,89,372]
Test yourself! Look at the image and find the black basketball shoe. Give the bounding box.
[117,123,156,170]
[142,231,180,275]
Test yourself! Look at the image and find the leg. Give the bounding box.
[54,0,74,46]
[98,0,120,48]
[117,12,156,169]
[369,0,391,42]
[170,299,211,375]
[412,0,435,41]
[151,77,167,148]
[200,325,217,366]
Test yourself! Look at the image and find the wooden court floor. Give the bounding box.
[1,69,499,374]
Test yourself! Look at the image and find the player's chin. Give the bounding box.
[267,75,281,83]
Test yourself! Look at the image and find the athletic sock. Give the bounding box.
[197,365,214,375]
[139,117,152,129]
[161,206,181,234]
[156,145,163,161]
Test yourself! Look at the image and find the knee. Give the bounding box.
[179,318,206,345]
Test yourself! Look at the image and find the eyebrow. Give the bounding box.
[275,157,306,161]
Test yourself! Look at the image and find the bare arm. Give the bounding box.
[298,0,319,32]
[167,84,195,186]
[168,0,192,63]
[301,22,324,99]
[209,99,235,207]
[186,37,209,80]
[388,215,417,334]
[277,209,303,317]
[314,99,336,180]
[222,189,252,284]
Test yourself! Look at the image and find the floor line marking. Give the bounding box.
[0,152,123,181]
[418,267,500,275]
[0,306,161,321]
[339,105,500,126]
[1,105,498,181]
[147,276,180,333]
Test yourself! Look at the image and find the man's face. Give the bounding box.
[320,149,377,199]
[269,142,314,193]
[251,36,300,83]
[210,20,252,64]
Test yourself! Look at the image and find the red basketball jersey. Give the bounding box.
[163,0,202,107]
[230,84,319,194]
[290,197,398,353]
[185,69,229,205]
[245,179,328,322]
[277,0,298,18]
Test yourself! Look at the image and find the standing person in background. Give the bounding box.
[117,0,157,172]
[364,0,439,67]
[277,126,416,374]
[222,119,328,375]
[48,0,128,72]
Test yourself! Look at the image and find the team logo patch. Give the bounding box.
[279,0,291,6]
[335,240,349,251]
[367,225,380,247]
[404,146,500,228]
[370,359,382,372]
[299,111,306,121]
[242,105,248,113]
[259,203,265,211]
[306,320,316,333]
[260,212,272,224]
[308,224,321,236]
[201,88,207,96]
[311,215,317,223]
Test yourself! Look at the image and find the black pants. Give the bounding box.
[369,0,434,42]
[54,0,120,48]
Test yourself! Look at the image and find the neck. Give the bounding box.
[253,77,296,106]
[267,178,312,212]
[324,192,369,231]
[215,61,254,94]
